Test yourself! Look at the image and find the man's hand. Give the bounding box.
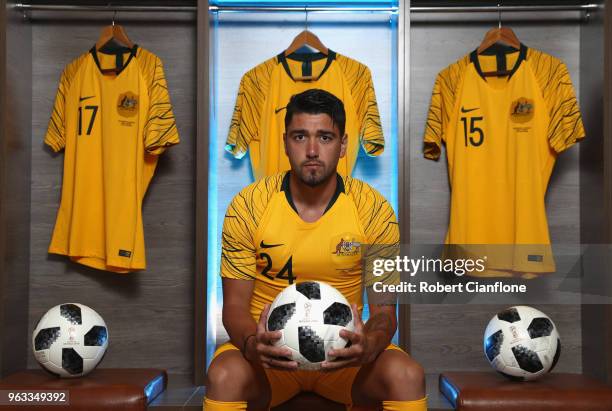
[244,304,298,370]
[321,304,381,370]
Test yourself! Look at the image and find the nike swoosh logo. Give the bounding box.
[80,96,95,102]
[461,106,479,113]
[274,107,286,114]
[260,240,283,249]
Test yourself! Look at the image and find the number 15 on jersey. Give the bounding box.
[461,116,485,147]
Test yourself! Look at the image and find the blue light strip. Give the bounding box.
[206,12,221,371]
[388,11,400,346]
[439,375,459,408]
[144,374,166,404]
[389,12,398,213]
[210,7,399,14]
[211,0,398,6]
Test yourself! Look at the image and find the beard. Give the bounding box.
[297,161,334,187]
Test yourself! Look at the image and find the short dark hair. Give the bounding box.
[284,89,346,136]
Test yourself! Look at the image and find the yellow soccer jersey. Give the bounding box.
[424,45,585,275]
[221,172,399,321]
[45,45,180,273]
[226,51,384,179]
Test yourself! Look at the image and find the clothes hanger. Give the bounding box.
[284,8,328,56]
[284,8,329,81]
[477,2,521,77]
[284,32,329,57]
[95,10,135,74]
[96,10,134,51]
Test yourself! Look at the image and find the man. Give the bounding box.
[205,89,427,411]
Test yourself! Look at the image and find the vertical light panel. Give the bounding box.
[207,6,399,367]
[206,10,221,369]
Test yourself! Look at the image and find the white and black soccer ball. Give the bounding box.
[267,281,355,370]
[484,306,560,381]
[32,303,109,378]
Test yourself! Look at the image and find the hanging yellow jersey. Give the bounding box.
[45,45,180,273]
[221,172,398,321]
[424,45,585,276]
[226,51,384,180]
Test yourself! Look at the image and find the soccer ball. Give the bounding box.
[484,306,561,381]
[32,303,109,378]
[267,281,355,370]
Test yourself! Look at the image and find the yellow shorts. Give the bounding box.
[211,341,404,407]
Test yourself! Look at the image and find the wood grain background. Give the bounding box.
[0,1,32,377]
[409,12,587,374]
[27,11,196,377]
[580,2,612,383]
